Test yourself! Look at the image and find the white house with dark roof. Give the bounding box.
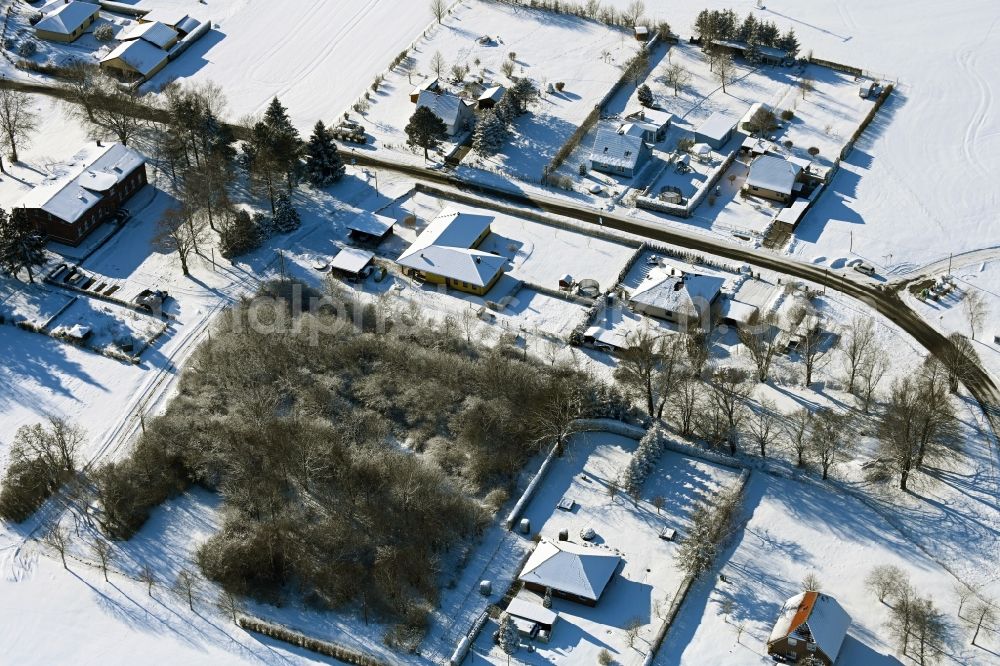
[34,1,100,43]
[744,154,805,203]
[395,209,504,295]
[517,539,620,607]
[416,90,475,136]
[767,591,851,665]
[589,128,652,178]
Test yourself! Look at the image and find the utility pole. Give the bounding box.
[849,230,852,253]
[947,252,953,277]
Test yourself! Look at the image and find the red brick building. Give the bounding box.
[17,143,147,246]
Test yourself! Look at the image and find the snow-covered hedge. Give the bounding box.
[237,615,387,666]
[621,423,667,495]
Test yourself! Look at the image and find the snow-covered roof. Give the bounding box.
[35,1,99,36]
[742,136,777,155]
[347,211,395,237]
[740,102,772,128]
[695,111,738,143]
[140,8,188,27]
[768,591,851,662]
[101,39,169,76]
[18,143,145,224]
[416,90,470,128]
[506,598,557,626]
[712,39,788,61]
[396,209,504,288]
[691,142,712,156]
[591,128,646,170]
[746,155,802,196]
[720,298,758,325]
[411,77,439,96]
[625,107,672,128]
[175,16,201,35]
[619,123,647,139]
[518,540,620,602]
[119,20,178,49]
[630,273,724,317]
[330,247,374,275]
[478,85,506,103]
[584,324,629,349]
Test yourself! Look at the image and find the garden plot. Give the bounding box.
[656,469,1000,665]
[47,297,166,358]
[0,281,74,330]
[470,431,740,665]
[359,1,640,177]
[504,288,589,341]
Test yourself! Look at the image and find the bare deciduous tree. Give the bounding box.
[429,0,447,24]
[43,524,70,569]
[747,398,780,458]
[0,88,37,164]
[858,344,890,414]
[429,50,447,79]
[969,600,997,646]
[625,616,643,649]
[138,563,157,596]
[706,367,751,455]
[216,589,243,624]
[154,205,206,276]
[802,572,822,592]
[672,374,700,437]
[715,53,736,93]
[622,0,646,26]
[174,568,199,611]
[811,408,849,479]
[652,495,665,515]
[660,62,692,96]
[91,536,113,582]
[940,332,978,394]
[738,315,780,383]
[866,564,908,604]
[63,69,148,146]
[784,407,812,468]
[964,290,988,340]
[841,316,876,394]
[799,77,815,99]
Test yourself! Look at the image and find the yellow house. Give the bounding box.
[100,38,169,81]
[396,209,505,295]
[34,1,100,43]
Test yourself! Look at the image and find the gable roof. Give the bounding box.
[396,209,504,288]
[416,90,470,128]
[101,38,169,76]
[119,20,178,48]
[625,107,672,129]
[479,85,506,103]
[630,273,724,317]
[518,540,620,602]
[348,211,395,237]
[411,77,440,97]
[36,1,99,36]
[18,143,145,224]
[768,591,852,662]
[746,155,802,195]
[695,111,738,142]
[591,128,646,170]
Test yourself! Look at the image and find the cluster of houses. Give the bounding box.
[30,1,206,82]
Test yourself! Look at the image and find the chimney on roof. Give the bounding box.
[475,256,481,264]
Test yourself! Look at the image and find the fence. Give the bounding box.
[237,616,388,666]
[840,83,894,159]
[636,147,739,218]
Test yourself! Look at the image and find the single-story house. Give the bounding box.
[629,272,725,328]
[395,208,505,295]
[34,1,100,43]
[767,591,851,666]
[330,247,374,280]
[589,128,652,178]
[17,143,147,246]
[711,39,789,65]
[100,38,169,80]
[744,154,804,203]
[506,597,557,643]
[118,20,179,50]
[621,107,672,143]
[478,85,506,110]
[739,102,774,134]
[416,90,476,136]
[410,77,441,103]
[517,539,621,607]
[347,211,395,244]
[694,111,739,150]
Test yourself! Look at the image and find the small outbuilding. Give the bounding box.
[621,108,672,143]
[506,597,558,643]
[330,247,375,280]
[767,591,851,666]
[634,26,650,41]
[347,211,395,244]
[34,1,100,43]
[410,77,441,103]
[118,20,179,50]
[138,8,189,29]
[590,128,651,178]
[694,111,738,150]
[477,85,506,110]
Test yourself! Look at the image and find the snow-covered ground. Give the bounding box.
[359,1,640,178]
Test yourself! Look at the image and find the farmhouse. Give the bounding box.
[744,154,804,203]
[517,539,620,607]
[17,143,147,246]
[629,272,724,328]
[694,111,738,150]
[395,209,505,295]
[118,20,179,50]
[34,1,100,43]
[477,85,506,110]
[415,90,476,136]
[621,107,672,143]
[590,128,651,178]
[767,591,851,666]
[347,211,395,244]
[100,39,169,80]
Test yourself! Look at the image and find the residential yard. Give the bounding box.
[470,430,742,665]
[360,1,640,179]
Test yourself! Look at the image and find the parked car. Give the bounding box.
[134,289,169,312]
[853,262,876,276]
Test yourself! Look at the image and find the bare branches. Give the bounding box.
[0,88,37,163]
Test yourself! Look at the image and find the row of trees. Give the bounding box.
[693,9,800,57]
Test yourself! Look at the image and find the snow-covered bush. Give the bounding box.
[93,24,114,42]
[17,40,37,57]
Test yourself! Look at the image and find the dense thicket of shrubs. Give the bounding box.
[93,280,624,621]
[0,419,82,523]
